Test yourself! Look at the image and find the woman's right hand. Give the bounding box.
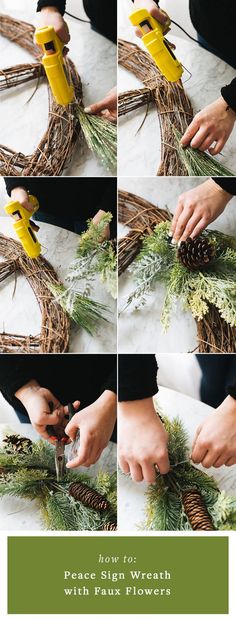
[132,0,169,37]
[11,187,34,212]
[35,6,70,48]
[15,380,74,444]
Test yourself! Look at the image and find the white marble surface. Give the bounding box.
[0,0,116,177]
[118,0,236,177]
[118,177,236,353]
[0,421,116,530]
[118,385,236,531]
[0,186,116,352]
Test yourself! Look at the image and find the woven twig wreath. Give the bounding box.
[0,233,70,353]
[118,39,193,176]
[118,190,236,353]
[0,14,82,176]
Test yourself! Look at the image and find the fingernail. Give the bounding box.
[168,231,173,238]
[178,241,182,247]
[171,238,177,245]
[84,107,92,114]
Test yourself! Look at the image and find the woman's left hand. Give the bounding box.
[84,87,117,122]
[181,96,236,155]
[191,395,236,468]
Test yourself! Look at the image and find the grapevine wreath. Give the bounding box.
[0,15,116,175]
[118,190,236,353]
[118,39,234,177]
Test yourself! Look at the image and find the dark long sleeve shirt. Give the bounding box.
[37,0,117,43]
[0,355,117,420]
[4,178,117,237]
[119,354,236,403]
[119,355,158,401]
[213,178,236,195]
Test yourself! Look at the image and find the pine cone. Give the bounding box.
[103,521,117,531]
[69,482,110,512]
[182,489,215,530]
[3,434,33,455]
[177,237,215,271]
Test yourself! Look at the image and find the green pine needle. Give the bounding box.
[76,106,117,171]
[173,127,235,176]
[125,222,236,330]
[49,283,110,335]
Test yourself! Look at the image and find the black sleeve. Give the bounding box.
[4,178,31,196]
[37,0,66,15]
[212,178,236,195]
[226,382,236,399]
[103,366,117,395]
[0,357,38,397]
[118,355,158,401]
[221,79,236,114]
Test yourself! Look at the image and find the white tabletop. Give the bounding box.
[0,0,116,177]
[0,216,117,353]
[118,0,236,177]
[0,422,117,530]
[118,177,236,353]
[118,386,236,531]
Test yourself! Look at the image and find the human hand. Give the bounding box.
[118,398,170,483]
[10,187,34,213]
[191,395,236,468]
[35,6,70,51]
[65,390,117,468]
[132,0,169,37]
[170,179,232,243]
[15,380,76,444]
[180,97,236,155]
[84,87,117,122]
[92,210,110,240]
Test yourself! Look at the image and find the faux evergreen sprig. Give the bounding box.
[174,128,235,177]
[67,213,117,299]
[0,431,117,531]
[144,414,236,531]
[49,284,110,336]
[124,221,236,330]
[76,106,117,171]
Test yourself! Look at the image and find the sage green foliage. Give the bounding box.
[144,415,236,531]
[67,213,117,299]
[0,433,117,531]
[174,128,235,176]
[77,107,117,171]
[126,221,236,330]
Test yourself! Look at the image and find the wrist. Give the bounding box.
[209,178,233,202]
[96,390,117,417]
[119,397,157,420]
[15,380,40,404]
[40,6,61,14]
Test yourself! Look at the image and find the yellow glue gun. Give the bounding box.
[129,8,183,82]
[4,195,41,259]
[35,26,74,106]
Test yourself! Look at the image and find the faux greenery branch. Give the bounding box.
[49,212,117,334]
[0,431,116,531]
[76,107,117,172]
[144,414,236,531]
[124,221,236,331]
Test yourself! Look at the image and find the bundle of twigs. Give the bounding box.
[0,234,70,353]
[118,190,236,353]
[118,39,234,177]
[0,14,82,176]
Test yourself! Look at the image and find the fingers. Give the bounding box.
[178,213,202,243]
[209,138,225,156]
[84,96,113,115]
[33,425,57,445]
[191,438,208,465]
[172,207,194,242]
[65,411,80,441]
[170,202,184,237]
[129,463,143,482]
[180,118,200,147]
[189,126,208,149]
[66,438,92,469]
[64,400,80,418]
[119,450,170,483]
[156,450,170,474]
[190,218,207,239]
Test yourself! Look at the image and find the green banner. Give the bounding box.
[8,536,228,614]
